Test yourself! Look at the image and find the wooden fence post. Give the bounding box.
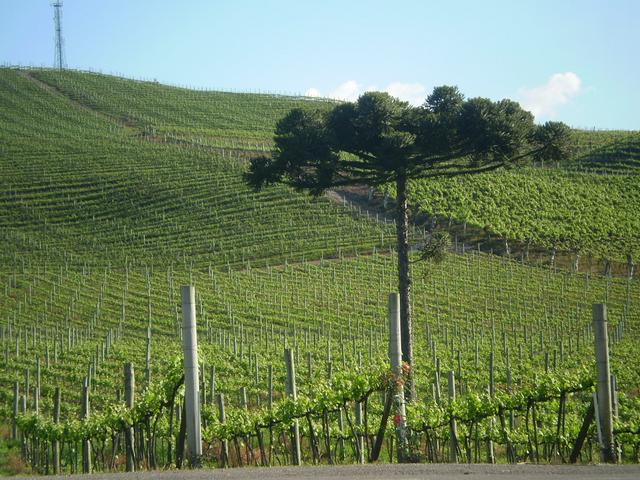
[592,304,616,463]
[181,286,202,466]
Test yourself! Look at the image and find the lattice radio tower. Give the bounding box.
[52,1,66,70]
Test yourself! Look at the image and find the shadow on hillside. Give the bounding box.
[569,138,640,173]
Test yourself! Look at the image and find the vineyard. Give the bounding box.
[0,67,639,474]
[398,167,640,263]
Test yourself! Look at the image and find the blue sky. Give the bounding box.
[1,0,638,129]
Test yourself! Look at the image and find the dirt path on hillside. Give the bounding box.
[325,184,634,277]
[19,70,121,124]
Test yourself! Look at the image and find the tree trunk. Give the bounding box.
[603,258,611,277]
[569,402,594,463]
[395,173,415,401]
[370,391,393,462]
[175,402,187,469]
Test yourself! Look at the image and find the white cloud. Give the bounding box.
[309,80,427,105]
[328,80,362,102]
[385,82,427,106]
[519,72,582,119]
[305,87,321,97]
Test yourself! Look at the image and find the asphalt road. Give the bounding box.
[22,464,640,480]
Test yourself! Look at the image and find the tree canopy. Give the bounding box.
[245,88,571,194]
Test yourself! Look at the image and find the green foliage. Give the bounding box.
[202,366,387,442]
[534,122,572,164]
[16,355,184,442]
[417,230,451,264]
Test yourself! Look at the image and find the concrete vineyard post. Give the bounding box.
[24,368,29,406]
[53,387,60,474]
[145,325,151,385]
[354,400,364,464]
[201,360,207,409]
[268,364,274,463]
[124,362,136,472]
[388,293,407,462]
[487,351,495,464]
[209,366,215,405]
[434,358,441,404]
[20,394,26,460]
[181,286,203,465]
[268,364,274,409]
[611,375,621,452]
[240,386,247,410]
[448,370,458,463]
[216,393,229,467]
[284,347,301,465]
[611,372,620,462]
[36,357,41,394]
[33,385,39,469]
[81,378,91,474]
[592,304,616,463]
[12,381,18,440]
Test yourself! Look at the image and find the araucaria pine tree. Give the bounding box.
[245,87,570,400]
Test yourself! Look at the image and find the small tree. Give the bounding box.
[245,87,570,400]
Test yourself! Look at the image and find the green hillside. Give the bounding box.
[0,69,393,268]
[27,69,335,152]
[399,167,640,263]
[0,68,638,472]
[568,129,640,173]
[6,68,638,267]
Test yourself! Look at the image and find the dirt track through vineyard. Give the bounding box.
[22,464,640,480]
